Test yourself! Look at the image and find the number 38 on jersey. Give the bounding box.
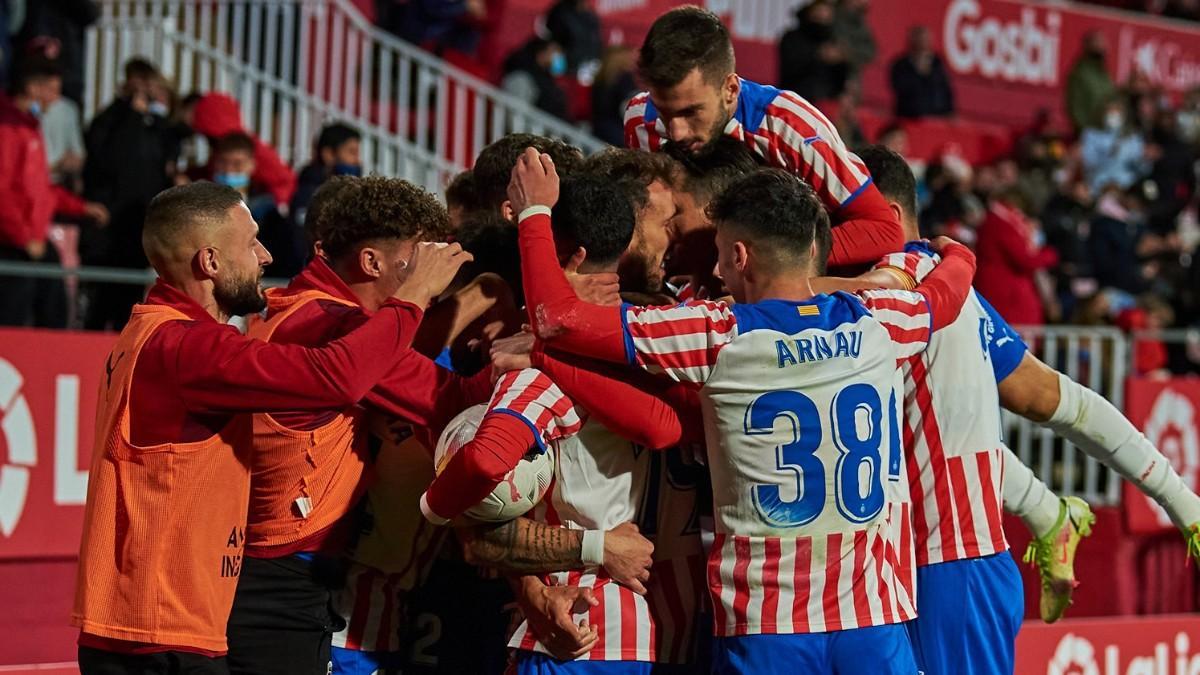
[744,383,903,530]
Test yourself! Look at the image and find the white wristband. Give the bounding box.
[580,529,605,567]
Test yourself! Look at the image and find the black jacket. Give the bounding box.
[889,53,955,119]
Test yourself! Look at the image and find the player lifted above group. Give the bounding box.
[71,5,1200,675]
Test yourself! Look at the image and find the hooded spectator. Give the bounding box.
[1067,31,1116,133]
[778,1,848,103]
[189,92,297,206]
[501,37,569,120]
[289,122,362,230]
[889,25,954,119]
[81,57,182,329]
[0,50,106,327]
[974,190,1059,326]
[832,0,876,81]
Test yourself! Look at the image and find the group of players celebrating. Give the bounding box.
[69,5,1200,675]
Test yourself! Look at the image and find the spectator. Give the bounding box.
[545,0,602,77]
[889,25,955,119]
[81,57,181,330]
[1088,187,1155,295]
[378,0,488,57]
[0,51,105,327]
[831,87,867,149]
[289,122,362,231]
[24,38,83,190]
[1041,177,1096,320]
[189,91,297,206]
[590,44,638,146]
[1066,31,1116,133]
[13,0,97,106]
[778,1,848,103]
[1143,114,1196,234]
[1080,98,1149,195]
[974,190,1059,326]
[501,37,569,120]
[832,0,877,82]
[212,132,305,279]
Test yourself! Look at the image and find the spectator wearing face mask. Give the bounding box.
[0,50,107,327]
[1080,99,1150,196]
[1067,31,1116,134]
[213,132,305,278]
[81,57,182,330]
[501,37,569,120]
[290,123,362,231]
[189,92,297,207]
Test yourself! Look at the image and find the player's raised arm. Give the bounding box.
[511,147,737,383]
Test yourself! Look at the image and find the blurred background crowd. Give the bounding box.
[2,0,1200,378]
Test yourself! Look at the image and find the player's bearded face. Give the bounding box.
[652,70,735,154]
[214,265,267,316]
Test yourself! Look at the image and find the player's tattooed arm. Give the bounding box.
[457,517,584,573]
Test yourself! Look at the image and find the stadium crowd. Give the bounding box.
[13,3,1193,675]
[2,0,1200,378]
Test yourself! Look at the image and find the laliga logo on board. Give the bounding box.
[1141,387,1199,527]
[0,358,36,538]
[943,0,1061,86]
[1047,632,1200,675]
[1117,28,1200,93]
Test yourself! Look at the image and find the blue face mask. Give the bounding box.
[215,172,251,190]
[332,163,362,177]
[549,52,567,77]
[147,101,169,118]
[28,101,43,118]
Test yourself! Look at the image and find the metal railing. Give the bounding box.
[84,0,607,192]
[1003,325,1129,506]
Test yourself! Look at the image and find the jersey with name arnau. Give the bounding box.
[618,292,928,636]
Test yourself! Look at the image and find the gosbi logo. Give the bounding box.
[943,0,1061,85]
[0,358,36,537]
[1144,388,1200,526]
[1049,633,1101,675]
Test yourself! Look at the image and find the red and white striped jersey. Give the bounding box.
[624,78,872,213]
[508,417,659,661]
[334,419,449,654]
[332,562,410,653]
[618,292,930,636]
[640,444,709,664]
[876,247,1008,566]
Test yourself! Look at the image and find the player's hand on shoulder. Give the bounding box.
[602,522,654,595]
[564,248,620,305]
[928,235,971,259]
[490,330,535,378]
[508,147,560,216]
[393,241,474,307]
[516,577,599,660]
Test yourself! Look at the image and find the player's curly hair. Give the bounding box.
[472,133,585,212]
[319,176,450,260]
[707,168,830,270]
[582,148,679,213]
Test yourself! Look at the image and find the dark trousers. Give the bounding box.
[83,279,145,330]
[78,646,229,675]
[226,554,346,675]
[0,244,67,328]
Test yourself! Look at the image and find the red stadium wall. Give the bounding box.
[1,328,1197,668]
[495,0,1200,130]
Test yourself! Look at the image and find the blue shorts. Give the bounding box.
[906,551,1025,675]
[516,652,657,674]
[331,645,405,675]
[711,624,917,674]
